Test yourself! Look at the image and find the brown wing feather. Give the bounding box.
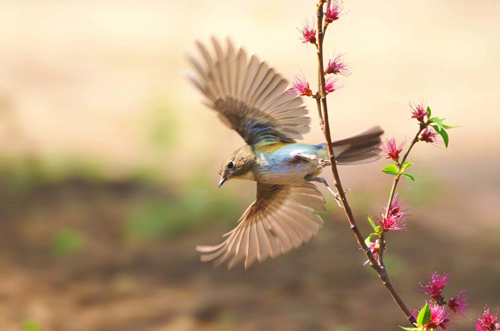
[187,37,310,147]
[196,182,326,269]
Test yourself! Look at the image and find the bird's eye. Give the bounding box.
[227,161,234,169]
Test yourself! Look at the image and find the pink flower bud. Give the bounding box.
[325,0,343,23]
[420,272,451,302]
[325,76,342,94]
[420,127,439,144]
[476,306,500,331]
[325,53,351,76]
[286,74,313,97]
[410,101,428,122]
[363,239,386,266]
[378,193,408,232]
[447,289,468,317]
[425,303,451,330]
[382,138,406,162]
[300,20,317,44]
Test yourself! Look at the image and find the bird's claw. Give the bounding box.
[333,188,350,208]
[333,192,343,208]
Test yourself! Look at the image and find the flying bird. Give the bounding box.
[187,37,383,269]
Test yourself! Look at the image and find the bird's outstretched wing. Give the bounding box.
[196,182,325,269]
[187,37,310,147]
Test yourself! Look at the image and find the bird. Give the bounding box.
[187,37,383,269]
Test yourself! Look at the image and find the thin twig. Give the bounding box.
[314,1,417,326]
[316,93,324,129]
[379,123,426,266]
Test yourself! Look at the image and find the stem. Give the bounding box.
[379,122,426,266]
[314,1,417,326]
[315,97,325,129]
[383,124,424,213]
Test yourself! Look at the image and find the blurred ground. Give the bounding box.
[0,167,498,331]
[0,0,499,330]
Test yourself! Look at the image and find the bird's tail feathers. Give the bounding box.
[317,126,384,165]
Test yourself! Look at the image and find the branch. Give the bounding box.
[314,0,417,326]
[379,123,426,266]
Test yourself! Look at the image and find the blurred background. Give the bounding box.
[0,0,499,330]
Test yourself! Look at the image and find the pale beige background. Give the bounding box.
[1,0,498,224]
[1,1,499,161]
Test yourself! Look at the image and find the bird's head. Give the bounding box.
[218,145,256,187]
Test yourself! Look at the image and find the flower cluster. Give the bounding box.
[476,306,500,331]
[363,194,409,266]
[287,75,342,97]
[414,303,451,330]
[420,272,451,302]
[325,54,351,76]
[410,101,438,143]
[382,138,406,163]
[293,3,347,98]
[419,272,468,318]
[378,193,408,232]
[363,239,386,266]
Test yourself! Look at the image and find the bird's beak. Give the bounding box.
[218,177,227,188]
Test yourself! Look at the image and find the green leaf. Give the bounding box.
[417,304,431,326]
[383,171,399,176]
[442,124,458,129]
[364,236,372,246]
[426,106,432,119]
[366,213,377,230]
[381,164,399,176]
[439,128,449,148]
[401,161,413,172]
[402,173,415,181]
[432,125,449,148]
[364,232,379,246]
[429,117,443,132]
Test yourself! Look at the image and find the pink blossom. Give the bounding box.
[378,214,405,232]
[420,272,451,302]
[425,303,451,330]
[386,193,409,219]
[286,75,313,97]
[363,239,386,266]
[447,289,468,317]
[300,20,317,44]
[420,127,439,144]
[325,0,343,23]
[325,76,342,94]
[378,193,409,232]
[382,138,406,162]
[325,53,351,76]
[411,101,428,122]
[476,306,500,331]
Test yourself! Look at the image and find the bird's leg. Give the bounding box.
[305,175,343,208]
[318,158,330,167]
